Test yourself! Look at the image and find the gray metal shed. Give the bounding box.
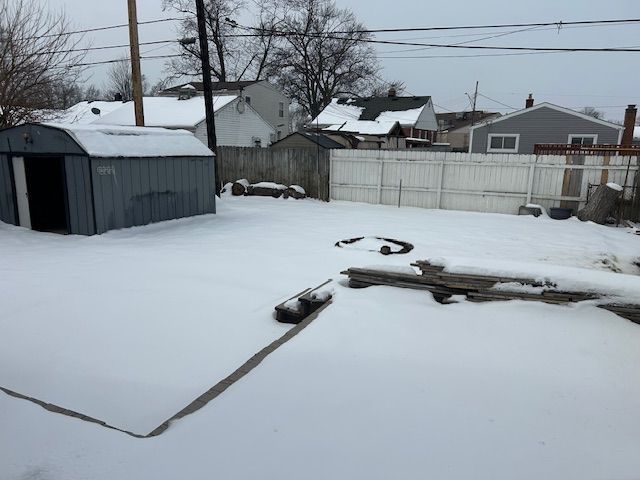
[0,123,216,235]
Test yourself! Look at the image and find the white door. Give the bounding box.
[12,156,31,229]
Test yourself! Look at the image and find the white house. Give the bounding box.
[160,80,291,141]
[59,96,276,148]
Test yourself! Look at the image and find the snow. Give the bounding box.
[50,101,124,124]
[607,182,623,191]
[42,123,213,158]
[252,181,287,190]
[323,120,399,135]
[3,285,640,479]
[376,106,425,126]
[289,185,305,194]
[525,203,549,217]
[93,95,237,128]
[2,197,640,478]
[311,98,364,125]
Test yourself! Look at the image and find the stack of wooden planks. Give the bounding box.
[341,261,640,324]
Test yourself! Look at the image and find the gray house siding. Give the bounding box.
[0,154,17,225]
[243,82,290,138]
[470,106,622,153]
[90,156,215,234]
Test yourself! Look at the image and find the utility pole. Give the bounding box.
[195,0,220,196]
[470,81,479,126]
[126,0,145,126]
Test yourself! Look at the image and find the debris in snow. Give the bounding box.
[285,185,306,199]
[247,182,288,198]
[335,236,414,255]
[578,183,623,224]
[525,203,549,217]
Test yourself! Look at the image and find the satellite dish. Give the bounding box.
[91,107,101,115]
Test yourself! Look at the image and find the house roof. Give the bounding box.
[323,120,401,136]
[469,102,625,131]
[271,131,344,149]
[436,111,501,132]
[163,81,261,93]
[91,96,238,128]
[312,96,432,127]
[53,101,128,125]
[41,123,213,158]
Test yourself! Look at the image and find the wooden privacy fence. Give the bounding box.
[218,146,330,201]
[329,150,639,215]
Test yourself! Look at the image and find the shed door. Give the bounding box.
[11,156,31,229]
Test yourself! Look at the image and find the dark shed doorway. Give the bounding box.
[23,156,69,233]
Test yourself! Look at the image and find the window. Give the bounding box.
[245,96,251,105]
[277,130,282,141]
[487,134,520,153]
[253,137,262,147]
[278,102,284,118]
[568,134,597,145]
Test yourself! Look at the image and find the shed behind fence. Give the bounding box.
[218,146,330,201]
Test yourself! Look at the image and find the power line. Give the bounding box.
[337,18,640,34]
[76,53,181,67]
[26,17,191,41]
[477,93,517,110]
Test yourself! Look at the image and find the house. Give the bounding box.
[436,111,500,152]
[60,95,275,148]
[309,89,438,148]
[468,96,625,154]
[160,80,290,141]
[270,131,344,150]
[0,123,215,235]
[321,120,406,149]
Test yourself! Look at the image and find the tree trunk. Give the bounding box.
[577,184,622,224]
[231,182,247,196]
[246,186,284,198]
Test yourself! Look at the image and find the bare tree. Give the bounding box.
[104,58,149,101]
[369,80,406,98]
[267,0,379,118]
[0,0,87,127]
[162,0,284,81]
[581,106,604,119]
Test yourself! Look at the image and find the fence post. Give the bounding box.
[526,161,536,204]
[377,159,384,204]
[436,161,444,209]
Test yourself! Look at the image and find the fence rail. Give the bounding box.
[329,150,639,216]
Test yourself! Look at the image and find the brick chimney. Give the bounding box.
[621,104,637,146]
[525,93,534,108]
[388,87,397,98]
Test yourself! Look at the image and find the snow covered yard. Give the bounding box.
[2,196,640,478]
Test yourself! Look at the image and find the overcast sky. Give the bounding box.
[44,0,639,122]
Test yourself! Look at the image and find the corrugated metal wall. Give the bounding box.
[90,156,215,234]
[0,154,17,225]
[64,155,95,235]
[330,149,639,215]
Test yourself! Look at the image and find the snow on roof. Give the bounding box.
[181,84,196,90]
[323,120,399,135]
[54,101,125,125]
[313,99,364,125]
[375,107,425,125]
[94,96,237,128]
[43,123,214,158]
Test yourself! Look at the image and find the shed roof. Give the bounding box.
[43,123,214,158]
[271,131,344,149]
